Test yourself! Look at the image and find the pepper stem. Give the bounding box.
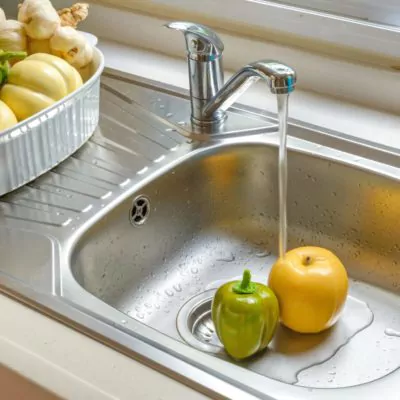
[233,269,257,294]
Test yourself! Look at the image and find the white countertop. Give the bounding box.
[1,36,400,400]
[0,294,209,400]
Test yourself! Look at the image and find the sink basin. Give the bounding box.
[71,140,400,393]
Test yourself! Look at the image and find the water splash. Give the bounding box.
[188,293,373,386]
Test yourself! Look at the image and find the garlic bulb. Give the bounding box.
[50,26,93,69]
[18,0,60,40]
[0,8,6,27]
[0,20,28,52]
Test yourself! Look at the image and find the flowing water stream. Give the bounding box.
[277,94,289,258]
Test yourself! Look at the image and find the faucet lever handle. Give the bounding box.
[165,21,224,61]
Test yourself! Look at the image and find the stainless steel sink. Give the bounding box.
[2,69,400,400]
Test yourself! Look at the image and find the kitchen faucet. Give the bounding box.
[165,21,296,129]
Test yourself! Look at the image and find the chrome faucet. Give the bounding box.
[165,21,296,128]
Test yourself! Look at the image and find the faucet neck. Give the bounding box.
[164,21,227,126]
[187,56,226,126]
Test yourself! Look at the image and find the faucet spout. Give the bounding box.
[202,60,296,122]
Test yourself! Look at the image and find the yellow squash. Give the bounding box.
[0,53,83,121]
[0,99,17,130]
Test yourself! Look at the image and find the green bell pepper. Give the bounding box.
[212,269,279,360]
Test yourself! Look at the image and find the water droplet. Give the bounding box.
[256,250,271,258]
[165,289,174,297]
[216,252,235,262]
[144,303,152,309]
[136,312,144,319]
[159,104,165,109]
[121,319,127,324]
[191,267,199,274]
[384,328,400,337]
[173,284,182,292]
[166,112,173,117]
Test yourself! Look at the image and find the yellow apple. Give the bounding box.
[268,246,348,334]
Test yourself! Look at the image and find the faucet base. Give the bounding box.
[190,97,227,128]
[188,109,275,136]
[191,113,227,128]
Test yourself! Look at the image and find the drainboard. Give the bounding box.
[2,68,400,400]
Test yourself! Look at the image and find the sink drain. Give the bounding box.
[129,195,150,226]
[177,289,224,354]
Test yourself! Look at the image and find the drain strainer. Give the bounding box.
[177,289,224,354]
[129,195,150,226]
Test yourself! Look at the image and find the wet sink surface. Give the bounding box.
[71,142,400,389]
